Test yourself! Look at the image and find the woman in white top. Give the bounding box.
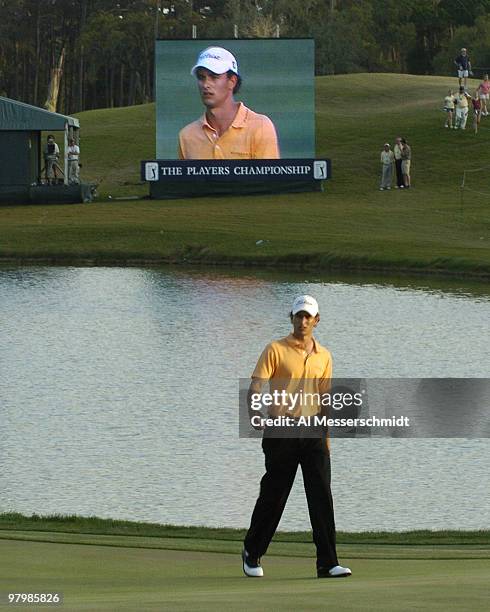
[443,89,455,128]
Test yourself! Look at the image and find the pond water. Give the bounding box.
[1,266,489,531]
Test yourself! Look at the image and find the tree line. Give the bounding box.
[1,0,490,115]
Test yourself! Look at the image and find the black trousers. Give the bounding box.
[244,435,339,569]
[395,158,403,187]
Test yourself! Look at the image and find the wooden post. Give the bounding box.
[64,122,68,185]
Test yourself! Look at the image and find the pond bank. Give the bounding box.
[1,252,490,280]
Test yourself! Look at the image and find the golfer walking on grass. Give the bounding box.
[242,295,351,579]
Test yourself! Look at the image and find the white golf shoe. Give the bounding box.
[317,564,352,578]
[242,549,264,577]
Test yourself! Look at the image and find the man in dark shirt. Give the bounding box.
[454,48,472,88]
[43,135,60,185]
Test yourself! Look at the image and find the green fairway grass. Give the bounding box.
[1,516,488,609]
[1,73,489,276]
[1,535,489,611]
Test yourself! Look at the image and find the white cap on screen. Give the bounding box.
[291,295,319,317]
[191,47,239,76]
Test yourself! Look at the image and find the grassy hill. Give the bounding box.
[1,73,489,276]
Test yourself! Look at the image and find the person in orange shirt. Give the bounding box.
[242,295,352,580]
[178,46,280,160]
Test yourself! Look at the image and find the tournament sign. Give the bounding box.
[142,159,330,198]
[144,38,331,198]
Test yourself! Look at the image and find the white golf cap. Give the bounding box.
[191,46,239,76]
[291,295,319,317]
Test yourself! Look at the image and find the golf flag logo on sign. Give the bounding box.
[145,162,159,181]
[314,161,327,179]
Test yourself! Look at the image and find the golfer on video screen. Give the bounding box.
[178,46,280,160]
[242,295,352,579]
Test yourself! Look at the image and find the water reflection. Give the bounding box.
[0,266,489,531]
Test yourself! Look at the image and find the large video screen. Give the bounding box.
[155,39,315,160]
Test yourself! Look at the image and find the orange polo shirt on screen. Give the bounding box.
[178,102,280,160]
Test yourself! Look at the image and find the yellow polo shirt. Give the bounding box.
[252,334,332,419]
[178,102,280,160]
[455,93,469,109]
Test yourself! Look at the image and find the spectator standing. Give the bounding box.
[393,137,404,188]
[454,48,472,88]
[43,134,60,185]
[67,138,81,185]
[380,143,394,191]
[443,89,455,128]
[477,74,490,116]
[472,91,482,134]
[400,138,411,189]
[454,86,472,129]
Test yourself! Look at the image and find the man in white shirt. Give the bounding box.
[454,86,472,130]
[380,143,394,191]
[67,138,81,184]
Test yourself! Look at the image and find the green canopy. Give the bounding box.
[0,96,79,131]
